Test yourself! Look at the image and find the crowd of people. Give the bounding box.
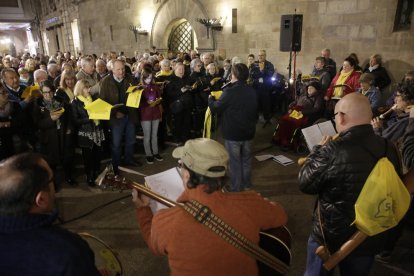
[0,46,414,276]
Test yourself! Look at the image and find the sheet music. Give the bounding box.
[301,120,337,150]
[144,167,184,213]
[273,155,294,166]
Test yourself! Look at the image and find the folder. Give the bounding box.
[84,98,113,120]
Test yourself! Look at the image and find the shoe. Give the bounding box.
[375,251,392,264]
[146,156,154,164]
[153,154,163,161]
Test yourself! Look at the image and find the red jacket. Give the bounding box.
[325,70,361,99]
[136,185,288,276]
[139,83,162,121]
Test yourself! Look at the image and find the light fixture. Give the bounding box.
[196,17,223,39]
[129,24,148,42]
[0,38,12,44]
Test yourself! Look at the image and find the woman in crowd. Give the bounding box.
[24,58,37,85]
[372,82,414,152]
[358,73,381,117]
[139,67,163,164]
[324,57,361,117]
[71,79,105,186]
[273,81,324,149]
[33,80,69,189]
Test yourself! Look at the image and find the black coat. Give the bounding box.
[208,81,258,141]
[298,124,401,255]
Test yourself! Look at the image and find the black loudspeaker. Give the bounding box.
[280,14,303,52]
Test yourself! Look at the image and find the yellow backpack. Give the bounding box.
[353,149,411,236]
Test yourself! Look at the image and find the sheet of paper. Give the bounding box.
[84,98,113,120]
[255,154,275,162]
[273,155,294,166]
[126,89,143,108]
[301,120,337,150]
[144,167,184,213]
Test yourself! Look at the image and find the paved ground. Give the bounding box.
[56,120,414,276]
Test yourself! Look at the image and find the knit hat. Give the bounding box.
[172,138,229,177]
[307,81,321,91]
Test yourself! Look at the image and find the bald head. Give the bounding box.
[335,93,373,133]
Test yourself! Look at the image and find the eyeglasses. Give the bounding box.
[42,90,53,94]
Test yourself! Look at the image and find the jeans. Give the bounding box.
[141,119,159,157]
[304,236,374,276]
[110,115,136,169]
[224,140,253,192]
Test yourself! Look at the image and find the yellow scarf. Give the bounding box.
[64,88,74,101]
[77,95,99,126]
[203,91,223,138]
[333,69,353,98]
[156,70,172,77]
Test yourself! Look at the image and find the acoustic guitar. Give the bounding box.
[99,170,292,275]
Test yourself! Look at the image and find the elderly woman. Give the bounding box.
[71,79,105,186]
[274,81,324,149]
[324,57,361,117]
[33,80,68,188]
[372,82,414,149]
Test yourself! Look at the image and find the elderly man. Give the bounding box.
[133,138,288,275]
[1,68,30,108]
[0,153,100,275]
[47,63,59,84]
[76,56,99,94]
[321,48,337,80]
[96,59,109,81]
[363,54,391,92]
[99,59,140,174]
[250,49,275,125]
[298,93,401,275]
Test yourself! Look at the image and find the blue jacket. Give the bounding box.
[0,210,100,276]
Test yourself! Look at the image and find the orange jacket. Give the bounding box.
[136,185,288,276]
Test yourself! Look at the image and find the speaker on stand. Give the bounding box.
[280,14,303,100]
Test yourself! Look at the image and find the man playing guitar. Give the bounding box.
[132,138,288,275]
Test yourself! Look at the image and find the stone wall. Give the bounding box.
[74,0,413,82]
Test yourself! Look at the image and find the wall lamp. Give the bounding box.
[129,24,148,42]
[196,17,223,39]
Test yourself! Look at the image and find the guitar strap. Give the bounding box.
[183,199,289,275]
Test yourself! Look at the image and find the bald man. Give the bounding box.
[0,153,100,275]
[298,93,402,275]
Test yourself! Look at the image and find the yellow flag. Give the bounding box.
[84,99,113,120]
[21,84,42,99]
[126,89,143,108]
[211,91,223,100]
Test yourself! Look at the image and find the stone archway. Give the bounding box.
[151,0,215,52]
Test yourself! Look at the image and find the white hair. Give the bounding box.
[160,59,170,67]
[231,56,243,65]
[80,57,94,68]
[33,69,48,82]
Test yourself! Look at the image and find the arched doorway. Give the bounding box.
[167,19,198,52]
[151,0,215,52]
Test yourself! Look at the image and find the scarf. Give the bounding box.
[77,95,99,126]
[64,88,74,101]
[156,70,172,77]
[368,64,379,72]
[333,69,353,97]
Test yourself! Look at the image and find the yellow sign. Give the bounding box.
[84,99,113,120]
[126,89,143,108]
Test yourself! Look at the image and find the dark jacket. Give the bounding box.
[99,73,139,124]
[71,96,104,148]
[403,118,414,169]
[250,60,275,89]
[208,81,258,141]
[0,210,100,276]
[298,124,401,255]
[165,74,193,110]
[363,65,391,90]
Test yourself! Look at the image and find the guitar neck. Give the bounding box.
[129,181,178,208]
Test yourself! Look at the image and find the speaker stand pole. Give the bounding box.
[287,49,293,100]
[293,51,297,100]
